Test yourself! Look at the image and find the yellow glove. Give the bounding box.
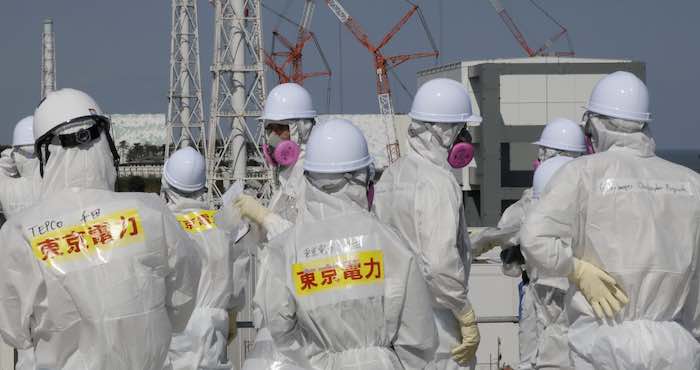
[568,258,629,319]
[227,310,238,344]
[451,309,480,365]
[234,194,270,225]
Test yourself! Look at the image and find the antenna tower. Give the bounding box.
[207,0,271,204]
[166,0,207,158]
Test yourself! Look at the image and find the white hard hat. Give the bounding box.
[532,155,573,199]
[261,83,316,121]
[409,78,482,123]
[585,71,651,122]
[534,118,587,152]
[163,147,206,192]
[12,116,34,146]
[304,119,373,173]
[34,88,105,140]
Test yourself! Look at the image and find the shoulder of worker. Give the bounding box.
[378,154,459,196]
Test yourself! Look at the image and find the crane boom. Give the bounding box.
[488,0,534,56]
[325,0,437,164]
[488,0,574,57]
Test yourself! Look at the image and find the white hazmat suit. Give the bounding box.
[163,181,251,370]
[242,121,312,370]
[0,99,201,369]
[0,148,41,220]
[521,115,700,369]
[374,121,476,369]
[259,175,438,369]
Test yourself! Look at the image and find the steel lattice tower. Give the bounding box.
[166,0,207,157]
[207,0,271,204]
[41,18,56,100]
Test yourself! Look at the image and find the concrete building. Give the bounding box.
[110,113,166,178]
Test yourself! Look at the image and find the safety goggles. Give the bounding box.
[35,115,121,177]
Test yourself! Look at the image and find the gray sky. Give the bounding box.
[1,1,698,149]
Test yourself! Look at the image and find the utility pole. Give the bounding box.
[208,0,271,204]
[166,0,207,158]
[41,18,56,100]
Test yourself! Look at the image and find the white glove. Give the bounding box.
[0,149,18,177]
[451,309,480,365]
[234,194,270,225]
[568,258,629,319]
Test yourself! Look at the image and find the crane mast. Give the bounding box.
[326,0,437,164]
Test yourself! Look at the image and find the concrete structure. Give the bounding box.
[418,57,645,226]
[41,18,56,100]
[110,113,166,150]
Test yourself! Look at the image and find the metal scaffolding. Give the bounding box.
[207,0,271,205]
[166,0,207,157]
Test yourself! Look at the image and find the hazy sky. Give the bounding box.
[1,1,698,149]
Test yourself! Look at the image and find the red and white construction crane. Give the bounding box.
[263,0,331,85]
[488,0,574,57]
[326,0,438,164]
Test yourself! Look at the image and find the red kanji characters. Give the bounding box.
[88,223,114,245]
[297,271,318,290]
[320,267,338,285]
[343,262,363,280]
[364,257,382,279]
[198,213,213,227]
[64,231,88,254]
[119,216,140,238]
[38,238,63,260]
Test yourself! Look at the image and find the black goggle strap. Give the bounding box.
[36,117,121,179]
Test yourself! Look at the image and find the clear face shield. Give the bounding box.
[34,115,120,177]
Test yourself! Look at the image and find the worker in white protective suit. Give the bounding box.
[0,88,201,370]
[521,71,700,370]
[470,118,586,370]
[373,78,481,369]
[510,156,574,370]
[0,116,41,220]
[472,117,588,256]
[0,116,43,370]
[162,147,251,370]
[237,83,316,370]
[252,118,438,369]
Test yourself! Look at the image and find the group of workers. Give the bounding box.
[0,69,696,370]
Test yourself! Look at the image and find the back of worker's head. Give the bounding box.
[261,83,317,169]
[33,88,119,192]
[582,71,653,153]
[532,155,574,199]
[161,147,207,205]
[303,119,374,209]
[11,115,39,178]
[533,117,587,169]
[408,78,482,169]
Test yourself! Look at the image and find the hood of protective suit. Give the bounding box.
[302,171,368,220]
[40,130,117,196]
[587,115,655,157]
[161,177,208,213]
[13,150,39,179]
[406,120,461,171]
[289,118,314,146]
